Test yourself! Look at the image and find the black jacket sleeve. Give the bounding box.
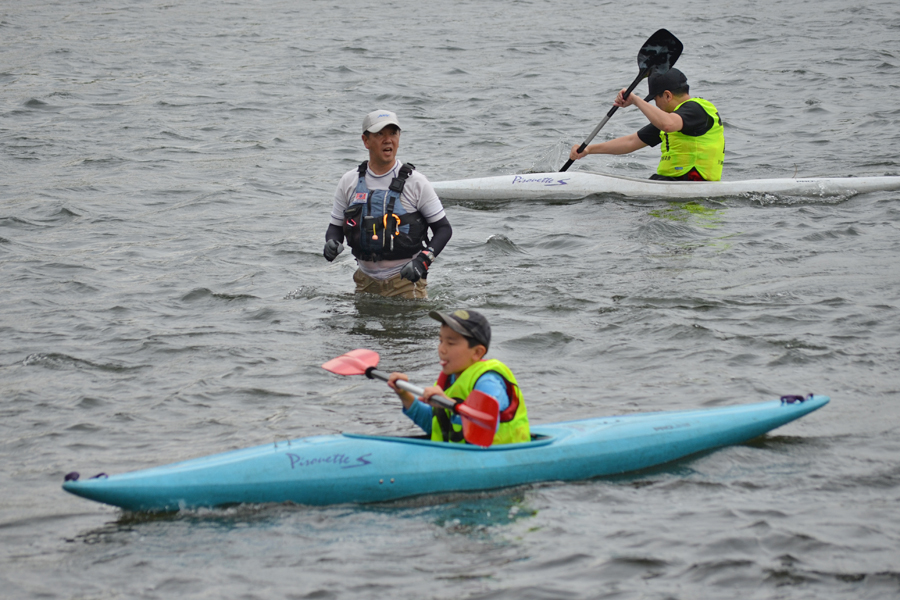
[427,217,452,256]
[325,223,344,243]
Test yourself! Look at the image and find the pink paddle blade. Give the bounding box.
[459,390,500,448]
[321,349,380,376]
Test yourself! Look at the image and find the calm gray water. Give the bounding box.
[2,0,900,598]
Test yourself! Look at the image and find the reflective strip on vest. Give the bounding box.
[431,359,530,445]
[657,98,724,181]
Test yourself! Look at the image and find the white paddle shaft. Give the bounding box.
[367,368,456,410]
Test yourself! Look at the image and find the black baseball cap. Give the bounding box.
[429,309,491,349]
[648,67,688,98]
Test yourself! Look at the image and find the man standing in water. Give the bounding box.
[323,110,452,299]
[568,68,724,181]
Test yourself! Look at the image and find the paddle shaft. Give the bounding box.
[559,68,651,172]
[365,367,456,411]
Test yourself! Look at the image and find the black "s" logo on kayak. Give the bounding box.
[341,453,372,469]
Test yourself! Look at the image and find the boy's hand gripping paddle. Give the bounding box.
[322,349,500,448]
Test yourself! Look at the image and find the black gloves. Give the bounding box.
[323,239,344,262]
[399,249,434,282]
[325,241,434,282]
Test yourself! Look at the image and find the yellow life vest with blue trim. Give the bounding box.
[431,359,530,445]
[657,98,724,181]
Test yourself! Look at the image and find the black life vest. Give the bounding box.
[342,161,430,261]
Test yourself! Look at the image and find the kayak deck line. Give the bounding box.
[62,396,829,512]
[431,171,900,201]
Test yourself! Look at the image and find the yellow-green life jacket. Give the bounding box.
[431,359,530,445]
[657,98,724,181]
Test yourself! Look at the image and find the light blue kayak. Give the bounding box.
[62,395,828,512]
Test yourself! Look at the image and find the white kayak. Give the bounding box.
[431,171,900,201]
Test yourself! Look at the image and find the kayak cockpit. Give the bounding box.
[341,432,554,450]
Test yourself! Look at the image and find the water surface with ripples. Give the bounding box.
[2,1,899,598]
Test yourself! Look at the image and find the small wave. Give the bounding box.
[326,65,356,73]
[823,569,900,587]
[800,226,862,241]
[506,331,575,351]
[54,207,81,219]
[24,98,60,111]
[161,130,199,141]
[22,353,143,373]
[686,557,758,581]
[742,192,854,206]
[284,287,318,300]
[23,208,84,227]
[65,423,104,433]
[180,288,259,303]
[247,307,278,321]
[768,338,829,352]
[816,463,900,491]
[532,233,587,251]
[0,215,58,230]
[77,397,105,409]
[485,234,525,255]
[602,555,671,572]
[73,156,127,167]
[766,349,832,367]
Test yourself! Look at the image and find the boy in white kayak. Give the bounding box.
[387,309,530,445]
[568,68,725,181]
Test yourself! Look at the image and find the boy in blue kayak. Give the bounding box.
[387,309,530,444]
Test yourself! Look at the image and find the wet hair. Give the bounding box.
[465,336,485,350]
[439,323,488,351]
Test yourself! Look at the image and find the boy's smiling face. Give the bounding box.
[437,325,486,376]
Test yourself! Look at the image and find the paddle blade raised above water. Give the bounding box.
[459,390,500,448]
[637,29,683,76]
[321,349,380,376]
[559,29,683,173]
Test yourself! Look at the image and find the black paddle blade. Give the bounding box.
[637,29,683,76]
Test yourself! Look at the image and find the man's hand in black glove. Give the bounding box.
[399,249,434,282]
[323,239,344,262]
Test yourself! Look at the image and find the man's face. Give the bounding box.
[653,91,677,113]
[362,125,400,167]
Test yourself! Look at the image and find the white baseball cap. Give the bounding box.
[362,110,401,134]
